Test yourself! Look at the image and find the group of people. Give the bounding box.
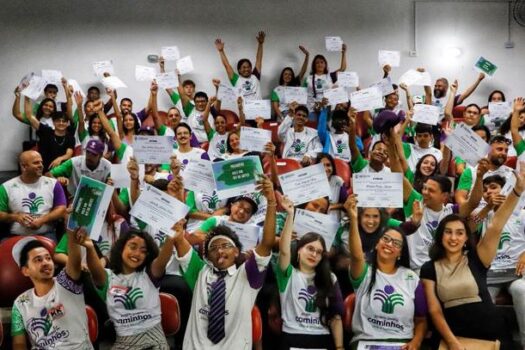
[4,31,525,350]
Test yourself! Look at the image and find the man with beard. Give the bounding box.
[455,135,514,205]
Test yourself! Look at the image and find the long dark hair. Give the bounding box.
[279,67,299,86]
[429,214,475,261]
[316,153,337,179]
[366,228,410,296]
[109,229,159,274]
[226,130,240,154]
[488,90,506,103]
[36,98,57,120]
[310,55,329,99]
[123,112,140,135]
[88,115,108,143]
[499,112,525,135]
[293,232,335,326]
[357,207,389,254]
[414,154,439,192]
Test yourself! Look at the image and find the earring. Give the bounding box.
[397,256,401,261]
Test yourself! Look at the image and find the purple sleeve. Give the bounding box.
[252,68,261,80]
[245,252,268,289]
[52,181,67,207]
[56,269,83,294]
[327,281,344,320]
[452,204,460,214]
[414,282,428,317]
[211,106,219,118]
[330,71,338,83]
[453,94,461,106]
[136,108,147,123]
[200,152,210,161]
[338,184,348,204]
[400,221,418,235]
[190,133,200,147]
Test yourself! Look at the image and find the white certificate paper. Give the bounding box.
[323,87,348,106]
[370,77,394,96]
[283,87,308,105]
[353,172,403,208]
[412,104,440,125]
[243,99,271,120]
[130,184,190,236]
[356,341,406,350]
[101,76,127,89]
[444,123,491,167]
[110,163,145,189]
[218,83,241,103]
[223,221,260,252]
[176,56,194,75]
[67,79,86,98]
[240,127,272,152]
[21,75,47,100]
[156,71,179,89]
[41,69,63,84]
[135,65,157,82]
[378,50,401,67]
[399,69,432,86]
[325,36,343,52]
[133,136,173,164]
[349,87,384,112]
[294,209,340,248]
[161,46,181,61]
[488,102,512,124]
[92,60,114,78]
[337,71,359,88]
[279,163,331,205]
[181,158,215,195]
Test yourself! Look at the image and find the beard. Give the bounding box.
[490,155,506,167]
[434,88,445,99]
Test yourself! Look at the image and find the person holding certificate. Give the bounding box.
[274,196,344,350]
[171,123,210,175]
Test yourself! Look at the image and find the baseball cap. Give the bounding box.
[12,236,37,268]
[85,139,104,155]
[373,109,404,134]
[139,125,156,135]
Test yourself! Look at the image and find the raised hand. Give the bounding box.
[127,157,139,180]
[513,97,525,113]
[299,45,309,55]
[344,194,358,219]
[92,99,104,113]
[212,78,221,88]
[281,195,294,214]
[170,218,187,242]
[215,38,225,52]
[411,200,423,226]
[450,79,458,93]
[256,31,266,44]
[74,91,83,107]
[256,174,275,201]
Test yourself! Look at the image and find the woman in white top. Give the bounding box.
[346,195,427,350]
[316,153,348,221]
[276,196,344,350]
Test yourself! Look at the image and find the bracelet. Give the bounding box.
[513,188,522,197]
[267,202,277,207]
[130,177,139,181]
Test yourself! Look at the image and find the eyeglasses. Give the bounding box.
[304,245,324,257]
[208,243,235,253]
[380,235,403,249]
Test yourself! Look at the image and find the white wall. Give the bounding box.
[0,0,523,170]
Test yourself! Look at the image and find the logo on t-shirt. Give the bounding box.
[113,287,144,310]
[181,158,189,171]
[242,80,253,93]
[425,220,439,238]
[290,139,306,155]
[298,285,317,313]
[202,191,220,210]
[96,239,111,256]
[28,307,70,347]
[373,285,404,314]
[335,140,347,154]
[154,231,166,246]
[22,192,44,214]
[216,140,227,155]
[498,232,511,250]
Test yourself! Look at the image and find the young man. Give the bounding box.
[403,123,443,173]
[11,229,92,349]
[173,175,276,349]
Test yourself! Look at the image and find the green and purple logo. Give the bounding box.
[373,285,404,314]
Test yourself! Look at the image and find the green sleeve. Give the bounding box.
[0,185,9,212]
[159,164,170,171]
[515,139,525,156]
[403,189,423,218]
[78,129,88,142]
[405,168,414,183]
[457,167,473,191]
[95,270,110,301]
[334,224,345,247]
[55,234,69,255]
[158,124,167,136]
[271,90,280,103]
[387,218,402,228]
[50,159,73,178]
[181,250,206,291]
[454,156,466,166]
[402,142,411,159]
[349,262,369,290]
[11,304,25,336]
[230,73,240,87]
[170,90,180,105]
[115,143,128,162]
[350,153,368,173]
[186,191,197,213]
[198,216,219,233]
[207,128,216,141]
[273,263,293,293]
[118,188,130,208]
[183,103,194,117]
[72,109,79,127]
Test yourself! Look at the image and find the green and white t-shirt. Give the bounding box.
[50,155,111,195]
[271,86,289,118]
[206,129,228,161]
[231,71,261,100]
[351,153,391,174]
[278,116,322,160]
[402,142,442,173]
[184,107,216,143]
[11,270,93,350]
[457,164,515,196]
[97,269,162,337]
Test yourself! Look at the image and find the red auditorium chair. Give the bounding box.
[334,158,352,188]
[452,105,465,119]
[252,306,263,343]
[220,110,240,131]
[505,156,517,169]
[342,293,356,333]
[160,292,181,336]
[263,158,302,176]
[86,305,98,343]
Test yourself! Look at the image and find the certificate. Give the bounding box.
[21,75,47,101]
[67,176,114,241]
[398,69,432,86]
[41,69,63,84]
[133,135,173,164]
[110,163,145,189]
[135,65,156,82]
[370,77,394,96]
[323,87,348,106]
[223,221,260,252]
[101,76,127,89]
[337,71,359,88]
[161,46,181,61]
[283,87,308,105]
[156,71,179,89]
[18,72,34,90]
[474,56,498,77]
[218,83,240,103]
[412,104,440,125]
[92,60,114,78]
[356,341,406,350]
[325,36,343,51]
[444,123,491,167]
[294,209,339,248]
[378,50,401,67]
[181,158,215,195]
[243,99,271,120]
[240,127,271,152]
[68,79,85,98]
[176,56,194,75]
[130,184,190,236]
[349,87,384,112]
[278,163,331,205]
[212,156,264,199]
[353,173,403,208]
[487,102,512,127]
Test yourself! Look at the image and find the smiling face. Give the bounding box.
[123,114,136,132]
[421,179,448,208]
[207,237,239,270]
[21,151,44,178]
[90,117,102,134]
[298,239,324,271]
[230,199,254,223]
[215,116,227,134]
[294,109,308,127]
[53,117,69,133]
[41,101,55,117]
[281,68,294,85]
[489,141,509,167]
[85,101,95,117]
[194,96,207,112]
[238,61,252,78]
[370,142,388,164]
[385,93,399,109]
[419,155,437,176]
[120,99,133,115]
[482,181,502,203]
[360,208,381,234]
[176,126,191,146]
[22,247,54,282]
[320,157,333,178]
[375,229,403,263]
[441,220,468,256]
[121,236,148,273]
[304,197,329,213]
[228,133,241,153]
[167,107,182,127]
[433,79,448,98]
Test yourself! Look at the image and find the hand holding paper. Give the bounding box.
[325,36,343,52]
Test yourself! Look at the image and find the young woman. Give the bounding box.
[75,92,110,157]
[316,153,348,220]
[408,154,439,193]
[275,195,344,350]
[481,89,507,132]
[347,195,427,349]
[79,222,184,349]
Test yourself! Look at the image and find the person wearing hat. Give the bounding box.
[402,122,443,173]
[0,150,66,241]
[172,174,277,349]
[10,229,93,349]
[49,138,111,196]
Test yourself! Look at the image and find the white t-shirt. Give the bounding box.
[278,116,322,160]
[185,108,216,143]
[172,147,208,176]
[304,73,334,111]
[232,73,261,100]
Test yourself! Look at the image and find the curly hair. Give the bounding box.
[109,229,159,274]
[204,225,243,259]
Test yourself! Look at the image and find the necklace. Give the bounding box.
[54,135,65,146]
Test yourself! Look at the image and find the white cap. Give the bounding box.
[11,237,37,268]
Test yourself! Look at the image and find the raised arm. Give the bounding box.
[62,78,74,122]
[24,96,40,130]
[65,227,83,281]
[150,230,179,279]
[77,228,107,287]
[255,31,265,74]
[444,80,458,123]
[458,159,488,218]
[345,195,366,279]
[511,97,525,146]
[215,38,235,81]
[74,92,87,140]
[347,108,361,161]
[12,87,26,123]
[202,96,216,136]
[278,196,295,271]
[159,56,175,97]
[457,73,485,105]
[337,43,347,72]
[399,83,414,111]
[127,157,141,205]
[94,100,122,152]
[297,45,309,81]
[254,175,277,256]
[236,96,246,130]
